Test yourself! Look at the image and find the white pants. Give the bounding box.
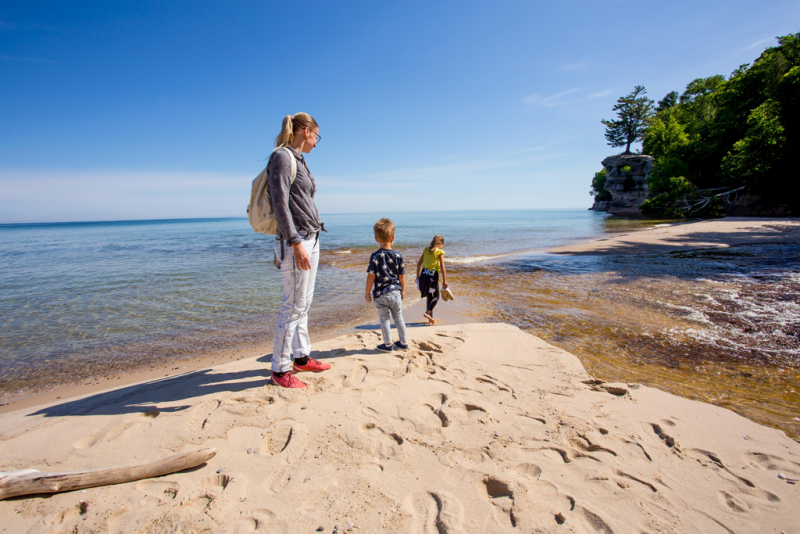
[272,231,319,373]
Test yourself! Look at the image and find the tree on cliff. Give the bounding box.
[640,32,799,218]
[601,86,655,154]
[656,91,679,113]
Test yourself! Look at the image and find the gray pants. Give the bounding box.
[374,290,407,346]
[272,231,319,373]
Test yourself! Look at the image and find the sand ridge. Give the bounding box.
[1,323,798,533]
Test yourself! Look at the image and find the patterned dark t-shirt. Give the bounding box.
[367,249,405,298]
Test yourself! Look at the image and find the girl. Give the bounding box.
[267,113,330,389]
[416,235,448,325]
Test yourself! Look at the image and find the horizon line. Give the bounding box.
[0,207,592,226]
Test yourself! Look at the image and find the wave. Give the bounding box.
[446,251,533,265]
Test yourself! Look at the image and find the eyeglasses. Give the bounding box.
[307,128,321,143]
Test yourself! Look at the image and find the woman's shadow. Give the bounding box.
[31,344,379,419]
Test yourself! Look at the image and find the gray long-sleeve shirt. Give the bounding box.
[267,147,322,245]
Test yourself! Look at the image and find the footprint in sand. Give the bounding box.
[514,462,542,479]
[416,340,445,353]
[445,399,493,426]
[571,432,619,457]
[169,472,246,525]
[614,470,658,493]
[342,364,368,388]
[406,491,465,534]
[646,422,679,450]
[746,451,800,475]
[436,331,466,342]
[260,420,310,494]
[576,505,616,534]
[300,483,342,514]
[260,419,309,464]
[481,476,518,528]
[343,422,404,459]
[222,394,277,417]
[136,479,180,501]
[356,461,384,475]
[231,509,277,533]
[623,439,653,462]
[73,418,152,449]
[522,445,601,465]
[184,398,223,431]
[475,375,515,396]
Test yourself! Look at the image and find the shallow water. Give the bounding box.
[0,210,628,398]
[451,244,800,437]
[2,212,798,439]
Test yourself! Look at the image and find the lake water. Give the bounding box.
[0,210,631,396]
[2,211,798,437]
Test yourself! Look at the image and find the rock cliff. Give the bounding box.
[596,154,654,216]
[588,200,611,211]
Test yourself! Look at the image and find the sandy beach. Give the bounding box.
[547,217,800,256]
[2,218,800,533]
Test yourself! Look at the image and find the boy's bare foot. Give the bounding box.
[423,312,436,325]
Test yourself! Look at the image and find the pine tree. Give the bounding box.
[601,86,655,154]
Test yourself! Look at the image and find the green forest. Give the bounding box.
[593,32,798,218]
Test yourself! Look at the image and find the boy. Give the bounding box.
[365,218,409,351]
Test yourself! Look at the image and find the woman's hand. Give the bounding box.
[292,242,311,270]
[442,282,449,289]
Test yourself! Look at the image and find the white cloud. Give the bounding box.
[523,88,580,108]
[559,61,588,71]
[523,88,615,109]
[587,89,613,99]
[743,37,775,51]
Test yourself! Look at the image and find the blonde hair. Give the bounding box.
[429,235,444,250]
[373,218,395,243]
[274,113,319,148]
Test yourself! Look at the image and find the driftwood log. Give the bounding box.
[0,448,216,500]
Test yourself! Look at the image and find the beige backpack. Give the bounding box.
[247,147,297,234]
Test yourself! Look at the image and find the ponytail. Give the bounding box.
[429,235,444,250]
[274,112,319,148]
[274,115,295,148]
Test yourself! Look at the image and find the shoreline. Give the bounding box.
[0,297,475,416]
[546,216,800,255]
[5,216,798,416]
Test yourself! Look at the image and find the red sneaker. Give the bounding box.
[271,372,307,388]
[293,358,331,373]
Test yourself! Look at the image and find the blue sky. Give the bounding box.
[2,1,797,222]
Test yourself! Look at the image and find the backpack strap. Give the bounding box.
[273,147,299,265]
[274,146,297,185]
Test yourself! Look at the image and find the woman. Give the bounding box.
[267,113,330,388]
